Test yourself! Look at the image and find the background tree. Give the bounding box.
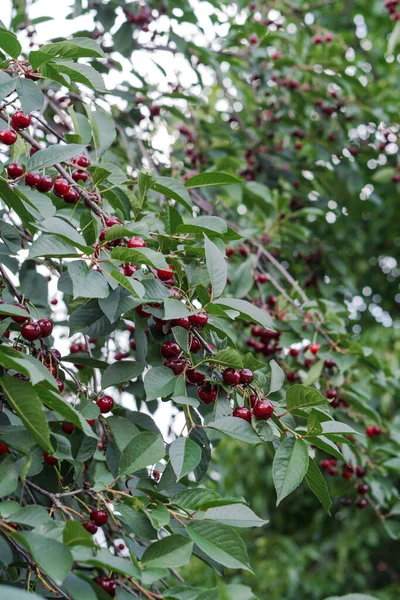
[0,1,399,599]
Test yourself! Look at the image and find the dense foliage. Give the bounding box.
[0,1,399,599]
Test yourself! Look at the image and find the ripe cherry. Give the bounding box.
[11,110,31,130]
[171,317,190,330]
[73,155,90,168]
[249,33,258,45]
[25,172,41,187]
[156,265,174,281]
[21,321,42,341]
[325,388,337,400]
[11,303,29,323]
[37,175,53,193]
[309,343,320,355]
[164,357,186,375]
[90,509,108,526]
[86,419,96,426]
[72,169,89,182]
[0,129,17,145]
[70,343,81,354]
[136,304,151,318]
[7,163,24,179]
[96,395,114,413]
[186,368,206,385]
[0,443,9,454]
[356,498,367,509]
[189,336,202,353]
[53,178,70,197]
[43,452,58,465]
[123,264,138,277]
[252,399,274,420]
[239,368,254,384]
[233,406,252,422]
[189,312,208,329]
[161,341,181,359]
[324,359,336,369]
[83,521,98,534]
[105,216,120,227]
[249,393,257,407]
[64,188,79,204]
[38,318,53,338]
[127,237,147,248]
[286,372,297,382]
[356,466,367,478]
[198,383,217,404]
[289,348,299,357]
[95,577,116,597]
[56,378,64,393]
[357,483,369,495]
[62,423,75,434]
[222,368,241,386]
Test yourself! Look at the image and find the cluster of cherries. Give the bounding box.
[312,32,334,44]
[123,5,153,30]
[0,301,53,343]
[83,509,117,596]
[320,459,370,509]
[384,0,400,20]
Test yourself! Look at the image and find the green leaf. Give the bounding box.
[0,346,57,388]
[0,457,18,496]
[286,385,328,411]
[27,143,87,171]
[209,348,243,369]
[169,437,202,480]
[207,417,261,444]
[102,361,144,389]
[7,505,51,528]
[305,457,332,514]
[119,432,165,475]
[38,217,90,252]
[324,595,379,600]
[0,28,21,58]
[388,19,400,55]
[199,504,267,528]
[187,520,252,571]
[184,171,241,188]
[111,246,168,270]
[142,535,194,568]
[319,421,363,437]
[204,234,227,299]
[37,387,98,439]
[272,438,309,505]
[0,303,30,319]
[86,106,116,157]
[303,359,324,387]
[29,37,105,69]
[152,175,192,211]
[68,261,109,299]
[103,268,144,298]
[29,234,81,259]
[0,72,17,102]
[63,521,94,547]
[164,298,192,320]
[15,78,44,113]
[177,216,227,236]
[0,588,44,600]
[107,416,139,451]
[173,489,221,510]
[71,547,140,578]
[0,375,53,453]
[15,531,73,585]
[212,298,275,331]
[270,359,284,393]
[144,366,177,401]
[56,60,106,92]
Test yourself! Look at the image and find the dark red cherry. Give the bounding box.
[239,368,254,384]
[198,383,217,404]
[252,399,274,420]
[53,178,70,197]
[156,265,174,281]
[73,155,90,168]
[56,378,64,393]
[21,321,42,341]
[64,188,79,204]
[161,341,181,359]
[96,395,114,414]
[189,312,208,329]
[11,110,31,130]
[38,318,53,338]
[0,129,18,145]
[43,452,58,465]
[37,175,54,193]
[83,521,98,534]
[94,577,116,597]
[62,423,75,434]
[171,317,190,330]
[25,172,41,187]
[0,443,9,454]
[164,357,186,375]
[7,162,24,179]
[189,336,202,353]
[127,237,146,248]
[90,509,108,526]
[222,368,241,386]
[72,169,89,182]
[232,406,252,422]
[11,303,29,323]
[105,216,120,227]
[186,368,206,385]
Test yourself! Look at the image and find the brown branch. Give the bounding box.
[0,264,22,301]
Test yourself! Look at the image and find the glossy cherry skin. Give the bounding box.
[95,577,116,597]
[233,406,252,422]
[83,521,98,534]
[43,452,58,465]
[222,368,241,386]
[189,312,208,329]
[156,265,174,281]
[37,175,54,193]
[72,169,89,182]
[73,155,90,168]
[136,304,151,318]
[21,321,42,341]
[189,336,202,353]
[86,419,96,427]
[252,399,274,420]
[53,178,70,197]
[357,483,369,495]
[171,317,190,330]
[186,368,206,385]
[289,348,299,357]
[25,172,41,187]
[56,378,64,393]
[239,368,254,384]
[0,443,9,454]
[90,509,108,526]
[161,341,181,359]
[127,237,146,248]
[62,423,75,434]
[164,357,186,375]
[0,130,17,145]
[309,343,321,355]
[64,188,79,204]
[38,318,53,338]
[7,162,24,179]
[96,395,114,413]
[105,216,120,227]
[356,498,367,509]
[11,110,31,130]
[11,303,30,323]
[198,383,217,404]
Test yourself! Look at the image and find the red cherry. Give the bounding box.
[86,419,96,426]
[21,321,42,341]
[11,303,30,323]
[366,426,378,437]
[0,443,9,454]
[198,383,217,404]
[252,399,274,420]
[43,452,58,465]
[56,378,64,393]
[99,227,109,241]
[7,162,24,179]
[105,216,121,227]
[37,175,54,193]
[156,265,174,281]
[136,304,151,318]
[127,237,147,248]
[325,388,337,400]
[38,318,53,338]
[72,169,89,182]
[342,470,353,480]
[118,543,125,550]
[357,483,369,495]
[73,155,90,168]
[30,147,38,155]
[96,395,114,414]
[171,317,190,330]
[249,393,257,407]
[161,341,181,359]
[115,352,129,360]
[312,34,323,44]
[356,466,367,478]
[46,363,58,377]
[286,372,297,382]
[289,348,299,357]
[189,312,208,329]
[25,172,41,187]
[304,358,315,369]
[70,343,81,354]
[356,498,367,509]
[232,406,252,422]
[64,188,79,204]
[83,521,98,534]
[164,357,186,375]
[186,368,206,385]
[53,178,70,197]
[90,509,108,526]
[95,577,116,597]
[373,425,382,436]
[62,423,75,434]
[0,129,18,145]
[249,33,258,45]
[130,339,136,350]
[222,368,241,386]
[189,336,202,353]
[239,368,254,384]
[309,343,320,355]
[11,110,31,130]
[324,359,336,369]
[123,264,138,277]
